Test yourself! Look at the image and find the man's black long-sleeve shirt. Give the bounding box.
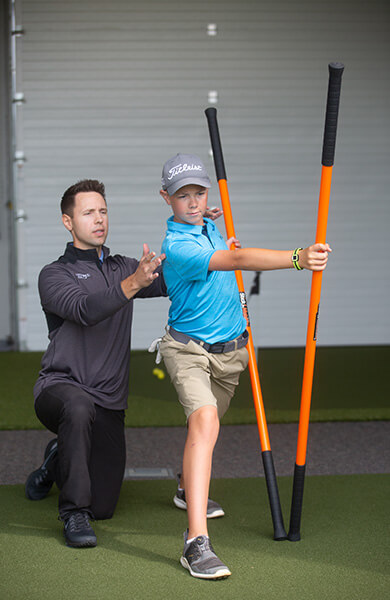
[34,243,167,410]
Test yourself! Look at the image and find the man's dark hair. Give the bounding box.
[61,179,106,216]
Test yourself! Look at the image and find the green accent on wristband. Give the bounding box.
[292,248,303,271]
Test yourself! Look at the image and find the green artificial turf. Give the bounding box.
[0,475,389,600]
[0,346,389,429]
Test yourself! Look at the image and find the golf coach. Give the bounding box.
[25,179,167,548]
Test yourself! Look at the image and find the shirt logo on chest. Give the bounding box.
[75,273,91,279]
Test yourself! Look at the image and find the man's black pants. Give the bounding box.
[35,383,126,520]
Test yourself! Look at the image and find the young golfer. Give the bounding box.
[158,153,331,579]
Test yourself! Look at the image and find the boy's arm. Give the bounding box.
[208,243,331,272]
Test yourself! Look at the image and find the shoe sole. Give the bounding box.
[25,470,54,501]
[44,439,58,460]
[25,444,58,501]
[180,556,231,579]
[64,537,97,548]
[173,496,225,519]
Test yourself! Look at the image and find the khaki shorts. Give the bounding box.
[159,330,249,420]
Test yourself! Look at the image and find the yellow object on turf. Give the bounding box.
[152,368,165,380]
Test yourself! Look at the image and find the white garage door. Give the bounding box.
[11,0,390,349]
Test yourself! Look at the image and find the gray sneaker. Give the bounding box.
[180,531,231,579]
[173,474,225,519]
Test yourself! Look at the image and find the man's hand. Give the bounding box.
[204,206,223,220]
[298,243,332,271]
[121,244,166,299]
[134,244,165,287]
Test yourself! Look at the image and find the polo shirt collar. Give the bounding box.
[166,216,215,236]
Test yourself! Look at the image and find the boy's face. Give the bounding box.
[62,192,108,251]
[160,184,209,226]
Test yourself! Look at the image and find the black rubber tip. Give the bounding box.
[288,463,306,542]
[329,62,345,73]
[262,451,287,541]
[205,107,227,181]
[321,62,345,167]
[287,531,301,542]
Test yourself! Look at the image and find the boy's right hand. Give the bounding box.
[226,237,241,250]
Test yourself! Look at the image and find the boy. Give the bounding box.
[158,153,330,579]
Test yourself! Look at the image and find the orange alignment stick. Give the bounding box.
[217,178,270,452]
[288,63,344,542]
[295,166,332,466]
[206,108,287,540]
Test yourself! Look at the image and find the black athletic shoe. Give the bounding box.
[180,531,231,579]
[173,474,225,519]
[25,438,58,501]
[63,511,97,548]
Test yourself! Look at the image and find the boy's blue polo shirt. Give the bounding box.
[162,217,246,344]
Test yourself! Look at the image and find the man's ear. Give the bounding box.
[160,190,171,206]
[62,213,72,232]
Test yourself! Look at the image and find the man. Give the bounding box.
[25,179,166,548]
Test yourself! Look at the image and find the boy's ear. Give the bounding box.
[62,213,73,232]
[160,190,171,205]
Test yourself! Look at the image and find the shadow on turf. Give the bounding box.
[2,476,389,584]
[2,484,182,572]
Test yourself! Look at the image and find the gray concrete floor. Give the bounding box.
[1,421,389,485]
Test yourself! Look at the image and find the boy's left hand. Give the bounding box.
[299,243,332,271]
[204,206,223,220]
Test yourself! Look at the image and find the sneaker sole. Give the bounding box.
[180,556,231,579]
[206,508,225,519]
[44,439,58,459]
[64,537,97,548]
[173,495,187,510]
[173,496,225,519]
[25,470,54,501]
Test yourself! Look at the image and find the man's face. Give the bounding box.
[160,184,209,226]
[62,192,108,251]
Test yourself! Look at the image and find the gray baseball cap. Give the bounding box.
[161,153,211,196]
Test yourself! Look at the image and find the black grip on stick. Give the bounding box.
[287,463,306,541]
[262,451,287,540]
[205,107,227,181]
[321,62,344,167]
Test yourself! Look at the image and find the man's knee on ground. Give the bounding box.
[91,492,120,520]
[92,506,115,520]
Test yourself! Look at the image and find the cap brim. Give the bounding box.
[165,177,211,196]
